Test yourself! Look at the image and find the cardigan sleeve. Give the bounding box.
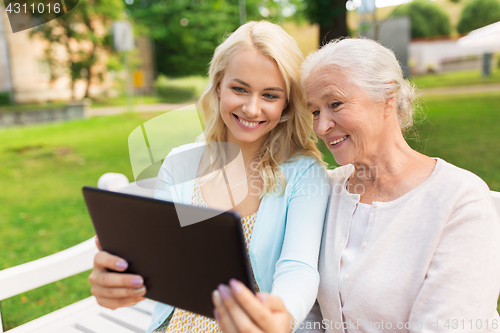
[271,160,330,326]
[296,301,326,333]
[408,193,500,332]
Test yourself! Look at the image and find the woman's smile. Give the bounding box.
[327,135,349,149]
[232,114,266,130]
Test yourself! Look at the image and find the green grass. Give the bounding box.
[0,110,198,329]
[160,76,209,98]
[90,95,164,108]
[411,68,500,89]
[90,76,209,108]
[1,91,500,328]
[408,92,500,191]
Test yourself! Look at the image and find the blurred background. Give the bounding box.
[0,0,499,329]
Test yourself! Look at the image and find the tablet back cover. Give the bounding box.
[82,186,255,318]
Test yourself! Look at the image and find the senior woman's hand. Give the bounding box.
[88,237,147,309]
[213,279,293,333]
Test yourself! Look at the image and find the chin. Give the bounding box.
[231,132,264,144]
[331,153,353,166]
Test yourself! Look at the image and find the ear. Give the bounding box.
[383,93,396,119]
[216,83,221,98]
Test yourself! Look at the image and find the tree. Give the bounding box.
[128,0,265,77]
[457,0,500,34]
[30,0,124,99]
[304,0,348,45]
[392,0,451,38]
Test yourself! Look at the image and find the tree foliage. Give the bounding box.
[304,0,348,45]
[128,0,266,77]
[457,0,500,34]
[30,0,124,99]
[392,0,451,38]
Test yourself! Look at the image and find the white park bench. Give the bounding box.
[1,173,500,333]
[0,174,156,333]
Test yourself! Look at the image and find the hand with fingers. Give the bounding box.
[212,279,293,333]
[88,237,147,309]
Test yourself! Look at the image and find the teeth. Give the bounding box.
[329,135,348,145]
[237,116,260,127]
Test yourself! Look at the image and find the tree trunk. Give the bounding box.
[84,44,96,99]
[318,1,348,46]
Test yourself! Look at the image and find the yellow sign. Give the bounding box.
[133,70,145,88]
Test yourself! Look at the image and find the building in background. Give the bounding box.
[0,10,155,104]
[409,38,499,74]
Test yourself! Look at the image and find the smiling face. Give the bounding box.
[217,47,287,150]
[306,67,389,166]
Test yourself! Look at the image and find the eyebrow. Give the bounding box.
[307,90,344,107]
[230,78,284,92]
[307,93,332,107]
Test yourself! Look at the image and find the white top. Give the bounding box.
[339,202,371,307]
[318,159,500,333]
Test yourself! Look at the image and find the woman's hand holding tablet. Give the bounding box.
[89,237,146,309]
[212,280,292,333]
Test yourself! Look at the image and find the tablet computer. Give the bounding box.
[82,186,256,319]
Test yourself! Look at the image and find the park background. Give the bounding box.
[1,0,500,329]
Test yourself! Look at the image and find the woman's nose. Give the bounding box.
[242,95,261,118]
[315,111,335,136]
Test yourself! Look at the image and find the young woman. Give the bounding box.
[88,20,330,333]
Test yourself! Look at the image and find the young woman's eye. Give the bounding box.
[232,87,246,93]
[312,110,320,118]
[263,93,279,100]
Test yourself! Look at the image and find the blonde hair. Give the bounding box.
[301,38,418,132]
[197,21,324,197]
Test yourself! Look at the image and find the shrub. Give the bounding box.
[0,92,11,106]
[392,0,451,38]
[457,0,500,34]
[154,75,197,104]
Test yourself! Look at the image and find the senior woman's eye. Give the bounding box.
[330,102,342,109]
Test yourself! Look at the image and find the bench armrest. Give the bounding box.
[0,238,98,301]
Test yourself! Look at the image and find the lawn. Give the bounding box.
[411,67,500,89]
[90,95,164,108]
[91,76,210,108]
[0,110,201,329]
[1,91,500,329]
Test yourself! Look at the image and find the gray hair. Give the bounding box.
[301,38,417,132]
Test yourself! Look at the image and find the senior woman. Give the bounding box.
[213,38,500,333]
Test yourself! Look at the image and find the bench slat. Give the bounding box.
[491,191,500,217]
[76,314,137,333]
[101,307,151,333]
[7,297,100,333]
[132,299,156,315]
[56,327,85,333]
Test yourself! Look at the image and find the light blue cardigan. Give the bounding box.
[148,143,330,332]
